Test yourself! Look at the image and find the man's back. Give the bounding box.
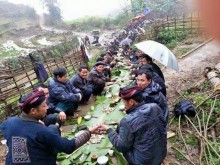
[123,103,167,165]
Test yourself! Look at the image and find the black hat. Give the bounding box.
[95,62,105,67]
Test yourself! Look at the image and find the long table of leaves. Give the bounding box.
[57,65,134,165]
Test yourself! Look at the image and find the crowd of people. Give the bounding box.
[0,16,170,165]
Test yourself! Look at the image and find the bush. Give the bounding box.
[155,29,188,48]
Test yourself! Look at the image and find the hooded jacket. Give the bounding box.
[142,81,169,123]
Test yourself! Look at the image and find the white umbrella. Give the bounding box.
[135,40,179,71]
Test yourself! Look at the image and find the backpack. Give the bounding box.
[173,100,196,117]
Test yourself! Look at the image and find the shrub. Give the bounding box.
[155,29,188,47]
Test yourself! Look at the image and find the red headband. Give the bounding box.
[119,86,142,99]
[19,91,45,111]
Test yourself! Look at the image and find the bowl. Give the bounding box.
[97,156,108,165]
[119,105,125,110]
[84,114,91,120]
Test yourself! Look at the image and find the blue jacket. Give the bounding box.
[0,114,76,165]
[69,73,93,93]
[142,81,169,122]
[48,78,81,107]
[107,103,167,165]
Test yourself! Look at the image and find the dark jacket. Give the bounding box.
[133,71,166,97]
[151,72,166,97]
[70,73,92,93]
[107,103,167,165]
[151,62,165,81]
[88,69,110,86]
[0,114,76,165]
[142,81,169,122]
[48,78,81,107]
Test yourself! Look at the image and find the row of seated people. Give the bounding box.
[34,61,114,126]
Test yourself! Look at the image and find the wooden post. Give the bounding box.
[58,46,71,76]
[198,12,200,34]
[190,13,193,34]
[18,58,34,89]
[40,50,52,76]
[174,17,177,36]
[8,66,22,96]
[183,15,185,32]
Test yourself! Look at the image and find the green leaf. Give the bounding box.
[112,148,128,165]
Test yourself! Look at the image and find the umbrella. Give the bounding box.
[135,40,179,71]
[120,38,132,46]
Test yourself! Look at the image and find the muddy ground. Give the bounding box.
[1,39,220,164]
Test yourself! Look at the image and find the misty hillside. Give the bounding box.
[0,0,39,34]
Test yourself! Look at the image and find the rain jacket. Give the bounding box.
[151,62,165,81]
[88,69,110,86]
[142,81,169,122]
[107,103,167,165]
[48,78,81,109]
[70,73,93,93]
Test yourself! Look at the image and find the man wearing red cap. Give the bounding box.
[0,91,102,164]
[99,86,167,165]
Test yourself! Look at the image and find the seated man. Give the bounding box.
[139,64,166,97]
[48,67,82,117]
[88,62,110,96]
[136,70,169,122]
[0,91,101,164]
[98,86,167,165]
[139,54,165,81]
[70,65,93,104]
[33,84,67,126]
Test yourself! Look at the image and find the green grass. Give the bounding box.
[175,47,193,57]
[185,134,198,147]
[14,40,35,49]
[0,47,21,57]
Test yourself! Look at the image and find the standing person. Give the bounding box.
[0,91,102,165]
[70,65,93,104]
[140,54,165,81]
[98,86,167,165]
[84,35,90,46]
[48,68,82,118]
[88,62,110,96]
[136,70,169,122]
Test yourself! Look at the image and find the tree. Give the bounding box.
[41,0,63,26]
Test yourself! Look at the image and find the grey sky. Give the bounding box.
[8,0,130,20]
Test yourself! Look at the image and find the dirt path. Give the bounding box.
[164,40,220,164]
[165,40,220,104]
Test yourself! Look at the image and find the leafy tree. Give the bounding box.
[41,0,63,25]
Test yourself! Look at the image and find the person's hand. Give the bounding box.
[98,124,108,132]
[89,124,103,134]
[59,111,66,122]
